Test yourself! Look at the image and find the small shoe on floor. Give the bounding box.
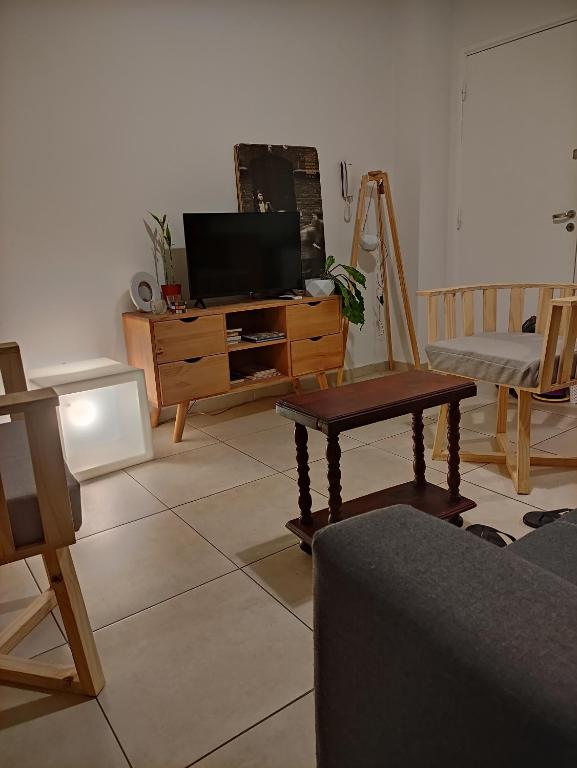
[522,508,571,529]
[532,389,570,402]
[466,524,516,548]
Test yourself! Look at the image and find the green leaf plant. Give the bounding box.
[148,212,175,285]
[322,255,366,327]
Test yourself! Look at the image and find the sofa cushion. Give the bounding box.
[508,520,577,587]
[426,332,577,387]
[0,420,81,548]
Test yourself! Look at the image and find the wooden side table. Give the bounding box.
[276,370,477,552]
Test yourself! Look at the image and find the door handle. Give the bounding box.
[552,209,576,223]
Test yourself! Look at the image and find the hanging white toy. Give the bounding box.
[360,233,379,251]
[360,187,379,251]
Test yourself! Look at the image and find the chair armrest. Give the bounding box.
[313,506,577,768]
[539,296,577,390]
[0,387,74,560]
[0,342,27,395]
[0,388,58,418]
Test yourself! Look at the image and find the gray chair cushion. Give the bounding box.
[509,518,577,587]
[0,420,81,548]
[426,331,577,387]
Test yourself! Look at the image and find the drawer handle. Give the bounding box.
[308,301,321,307]
[179,317,199,324]
[183,357,202,364]
[310,336,322,342]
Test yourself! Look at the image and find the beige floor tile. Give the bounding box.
[342,413,434,444]
[533,425,577,455]
[0,688,128,768]
[285,444,422,501]
[464,460,577,510]
[175,473,325,566]
[44,571,313,768]
[0,561,63,658]
[460,402,577,444]
[244,545,313,628]
[126,442,275,507]
[28,511,234,630]
[190,399,287,440]
[459,381,498,412]
[78,471,166,539]
[225,422,361,471]
[151,419,217,459]
[454,479,535,540]
[532,397,577,417]
[373,425,496,474]
[195,693,315,768]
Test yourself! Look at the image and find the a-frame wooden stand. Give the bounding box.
[337,171,420,385]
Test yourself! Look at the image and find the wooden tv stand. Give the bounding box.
[123,295,342,442]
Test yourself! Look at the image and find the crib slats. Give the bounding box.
[483,288,497,332]
[444,293,456,339]
[536,288,554,333]
[461,291,474,336]
[427,295,439,342]
[508,287,524,332]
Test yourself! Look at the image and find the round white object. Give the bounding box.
[130,272,162,312]
[360,233,379,252]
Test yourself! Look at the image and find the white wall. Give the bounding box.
[389,0,452,353]
[445,0,577,282]
[0,0,398,372]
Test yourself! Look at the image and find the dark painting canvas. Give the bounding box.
[234,144,325,279]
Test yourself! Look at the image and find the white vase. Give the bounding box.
[305,279,335,297]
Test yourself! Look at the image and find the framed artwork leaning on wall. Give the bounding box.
[234,143,326,279]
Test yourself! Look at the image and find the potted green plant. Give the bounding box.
[148,212,180,301]
[306,255,366,327]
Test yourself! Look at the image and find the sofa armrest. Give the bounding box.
[313,505,577,768]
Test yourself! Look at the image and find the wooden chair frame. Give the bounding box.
[0,342,104,696]
[417,284,577,494]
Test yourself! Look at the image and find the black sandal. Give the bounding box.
[466,524,516,548]
[522,509,570,529]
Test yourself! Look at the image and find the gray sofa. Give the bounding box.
[314,505,577,767]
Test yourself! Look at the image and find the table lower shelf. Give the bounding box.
[286,481,476,548]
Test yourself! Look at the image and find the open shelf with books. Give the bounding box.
[123,294,342,443]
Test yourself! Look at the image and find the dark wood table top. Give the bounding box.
[276,370,476,435]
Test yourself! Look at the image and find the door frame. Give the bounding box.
[449,13,577,281]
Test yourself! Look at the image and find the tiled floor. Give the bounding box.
[2,380,577,767]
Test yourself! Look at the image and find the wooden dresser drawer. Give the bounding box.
[291,333,343,376]
[286,300,340,341]
[154,315,225,363]
[158,355,230,405]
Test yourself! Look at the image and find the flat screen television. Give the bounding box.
[183,212,302,300]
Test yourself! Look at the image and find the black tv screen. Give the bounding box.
[183,212,302,299]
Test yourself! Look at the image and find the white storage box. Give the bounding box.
[29,358,153,480]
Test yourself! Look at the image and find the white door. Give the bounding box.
[456,21,577,287]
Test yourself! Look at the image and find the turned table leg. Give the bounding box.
[295,424,313,526]
[447,401,462,503]
[412,410,426,488]
[326,433,343,524]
